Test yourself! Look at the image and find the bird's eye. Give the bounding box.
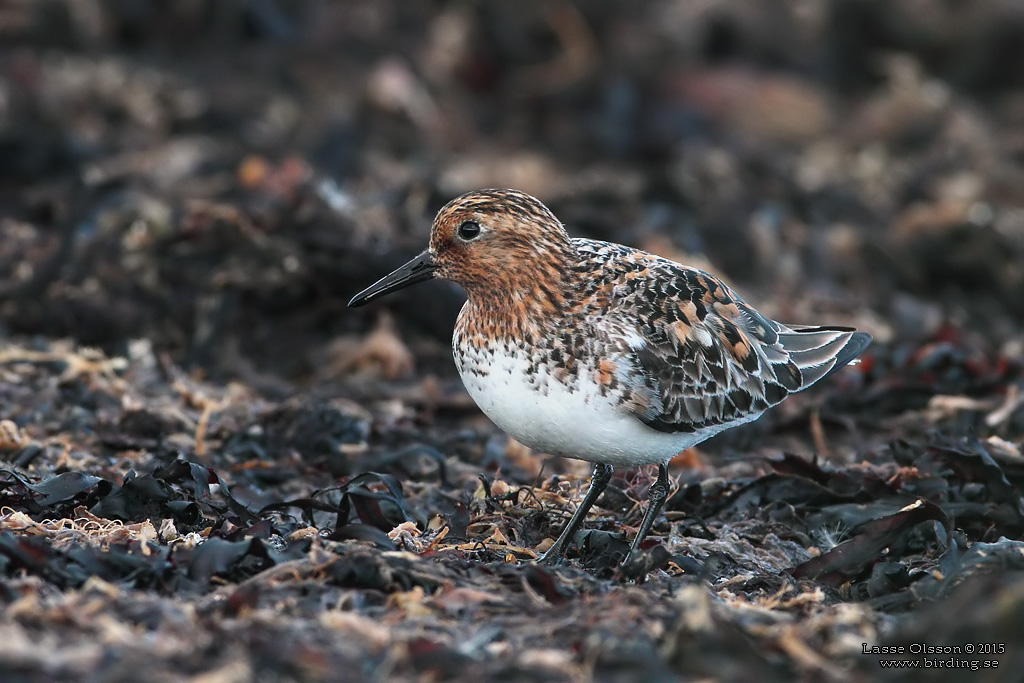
[457,220,481,241]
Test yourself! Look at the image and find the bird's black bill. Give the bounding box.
[348,250,437,307]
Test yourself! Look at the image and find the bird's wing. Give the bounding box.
[596,257,869,434]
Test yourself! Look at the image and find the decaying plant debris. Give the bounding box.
[2,2,1024,682]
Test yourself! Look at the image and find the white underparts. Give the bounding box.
[455,344,765,467]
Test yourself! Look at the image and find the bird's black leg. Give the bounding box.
[623,463,671,564]
[538,463,613,566]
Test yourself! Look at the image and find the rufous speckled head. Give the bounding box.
[348,189,574,306]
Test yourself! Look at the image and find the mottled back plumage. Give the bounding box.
[567,239,870,434]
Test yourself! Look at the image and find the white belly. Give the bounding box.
[456,346,710,467]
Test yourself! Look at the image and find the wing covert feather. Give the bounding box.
[571,240,868,434]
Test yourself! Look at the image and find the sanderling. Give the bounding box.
[349,189,871,566]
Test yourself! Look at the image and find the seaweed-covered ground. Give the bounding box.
[2,2,1024,681]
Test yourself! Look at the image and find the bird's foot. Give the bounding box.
[536,543,567,566]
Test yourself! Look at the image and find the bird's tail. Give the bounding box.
[777,326,872,387]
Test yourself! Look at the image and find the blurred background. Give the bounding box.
[1,0,1023,391]
[4,7,1024,678]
